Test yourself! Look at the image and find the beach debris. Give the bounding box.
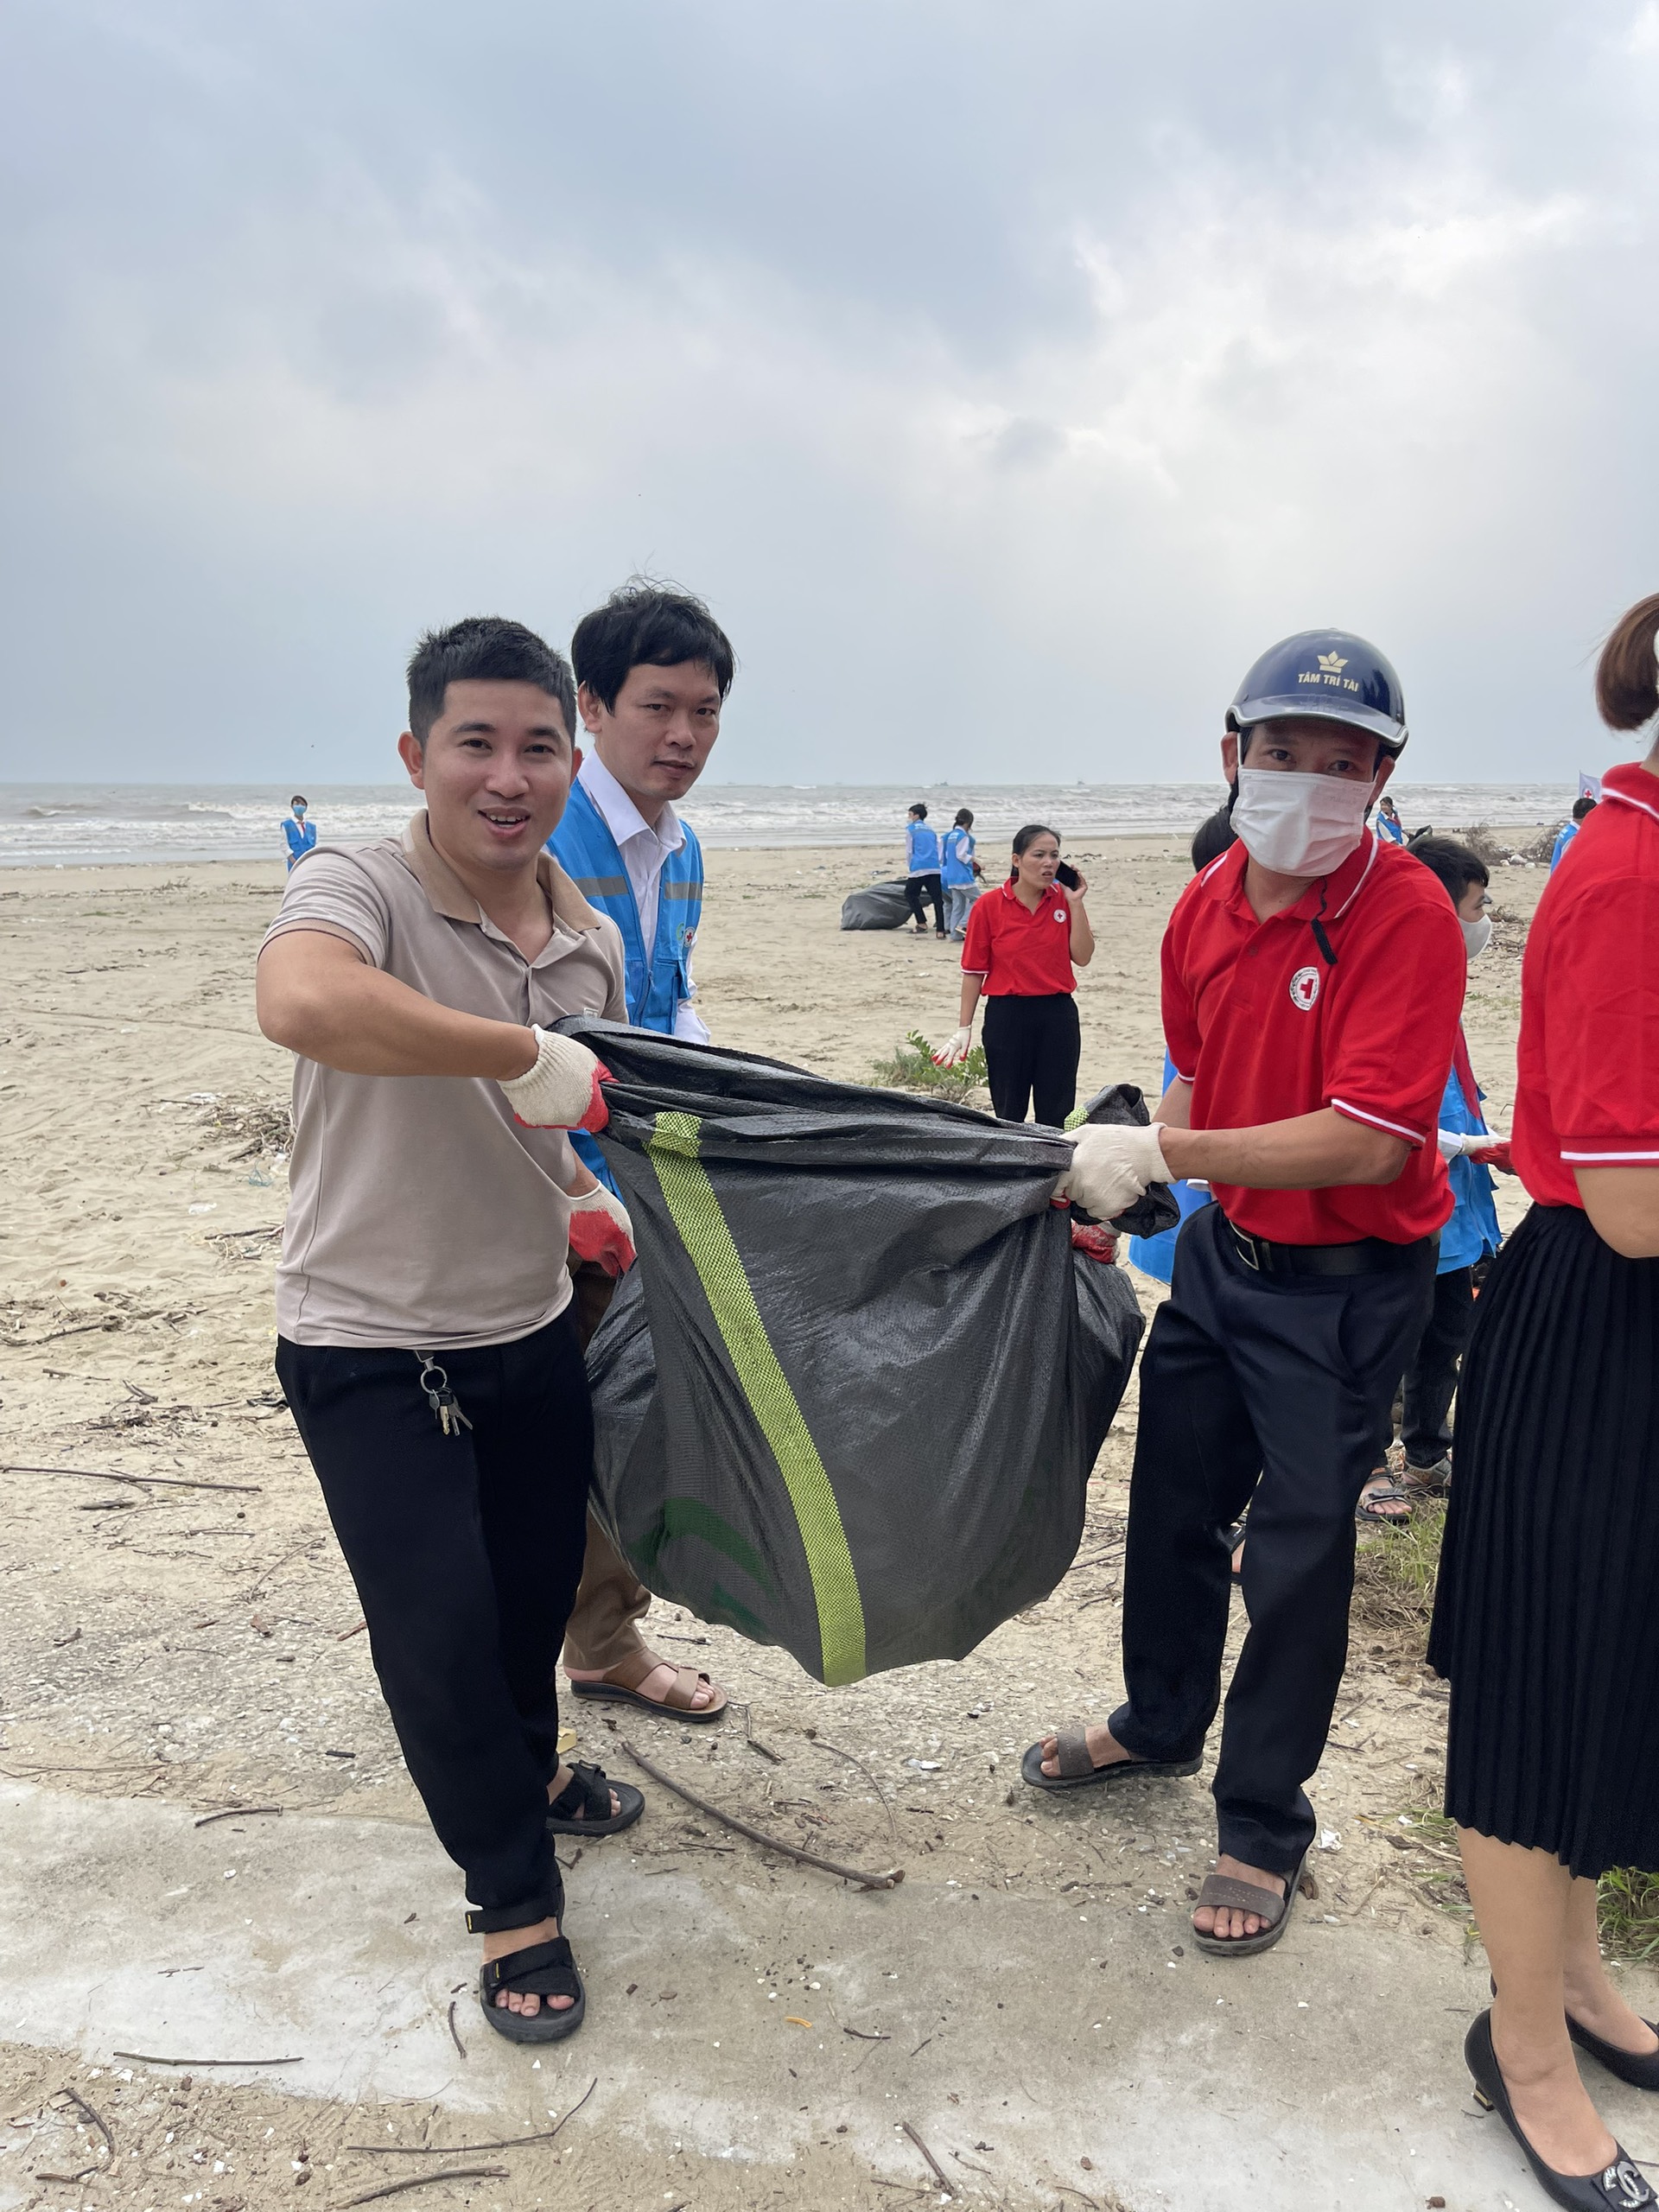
[900,2120,955,2196]
[346,2080,596,2156]
[338,2169,510,2206]
[617,1736,905,1891]
[3,1462,262,1495]
[111,2051,302,2069]
[193,1806,283,1829]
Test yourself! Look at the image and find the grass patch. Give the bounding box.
[1599,1869,1659,1965]
[869,1028,988,1103]
[1351,1497,1446,1651]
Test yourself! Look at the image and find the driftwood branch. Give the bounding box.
[617,1738,904,1890]
[336,2167,510,2206]
[111,2050,301,2068]
[193,1806,283,1829]
[3,1464,262,1495]
[901,2120,956,2196]
[60,2084,114,2165]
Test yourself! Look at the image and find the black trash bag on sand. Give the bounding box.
[561,1018,1149,1687]
[838,878,912,930]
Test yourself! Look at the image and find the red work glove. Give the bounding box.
[566,1184,635,1277]
[1465,1139,1514,1174]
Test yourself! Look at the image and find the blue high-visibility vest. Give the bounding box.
[550,779,703,1033]
[551,779,705,1196]
[283,816,316,869]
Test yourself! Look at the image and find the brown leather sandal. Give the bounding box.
[1191,1849,1309,1958]
[569,1648,729,1724]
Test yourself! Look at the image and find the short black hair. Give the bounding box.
[290,794,308,809]
[1573,793,1598,822]
[909,801,928,820]
[405,617,575,748]
[1191,804,1237,872]
[570,579,735,713]
[1410,834,1489,905]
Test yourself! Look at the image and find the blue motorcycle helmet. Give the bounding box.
[1227,629,1408,758]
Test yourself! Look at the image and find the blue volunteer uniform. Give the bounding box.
[906,819,941,874]
[550,766,705,1189]
[1549,821,1579,872]
[283,814,317,870]
[940,824,977,938]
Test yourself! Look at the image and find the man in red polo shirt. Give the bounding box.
[1023,630,1466,1959]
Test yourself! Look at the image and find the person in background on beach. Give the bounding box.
[257,615,644,2045]
[1429,597,1659,2209]
[1356,836,1506,1527]
[940,807,981,939]
[933,823,1093,1124]
[1376,793,1407,845]
[905,802,945,938]
[1549,791,1597,871]
[283,795,316,871]
[550,579,734,1726]
[1028,630,1464,1961]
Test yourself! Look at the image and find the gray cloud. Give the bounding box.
[1,0,1656,785]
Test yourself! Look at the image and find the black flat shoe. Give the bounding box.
[1570,2012,1659,2093]
[1465,2008,1654,2209]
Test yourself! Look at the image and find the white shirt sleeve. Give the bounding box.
[673,995,711,1044]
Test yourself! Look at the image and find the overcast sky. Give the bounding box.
[3,0,1657,786]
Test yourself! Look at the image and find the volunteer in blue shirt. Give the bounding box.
[940,808,981,939]
[1376,795,1407,846]
[283,795,317,871]
[1549,792,1596,871]
[905,804,946,938]
[942,809,982,938]
[548,580,738,1729]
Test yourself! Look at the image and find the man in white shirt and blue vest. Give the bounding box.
[550,581,736,1724]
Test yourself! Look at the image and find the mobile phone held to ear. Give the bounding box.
[1055,861,1081,891]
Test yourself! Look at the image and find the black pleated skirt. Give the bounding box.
[1429,1204,1659,1878]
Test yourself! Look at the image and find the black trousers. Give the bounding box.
[1110,1202,1437,1872]
[905,872,944,931]
[1398,1265,1474,1468]
[276,1313,593,1929]
[982,992,1081,1127]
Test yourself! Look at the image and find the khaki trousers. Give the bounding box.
[562,1260,653,1674]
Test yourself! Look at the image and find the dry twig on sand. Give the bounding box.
[617,1738,904,1890]
[347,2079,596,2157]
[336,2167,510,2206]
[3,1463,262,1495]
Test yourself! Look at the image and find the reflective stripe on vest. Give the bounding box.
[549,779,704,1035]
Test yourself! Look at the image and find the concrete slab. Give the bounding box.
[4,1779,1656,2209]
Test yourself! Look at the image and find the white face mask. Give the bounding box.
[1462,914,1492,959]
[1230,767,1374,878]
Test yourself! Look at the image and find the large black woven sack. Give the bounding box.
[838,878,912,930]
[562,1018,1147,1685]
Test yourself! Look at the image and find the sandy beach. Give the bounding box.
[0,834,1595,2212]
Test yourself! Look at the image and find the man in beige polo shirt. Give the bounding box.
[257,614,642,2047]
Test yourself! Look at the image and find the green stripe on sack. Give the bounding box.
[645,1109,867,1684]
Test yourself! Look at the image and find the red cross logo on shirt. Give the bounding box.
[1289,964,1322,1012]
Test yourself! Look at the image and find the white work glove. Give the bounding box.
[567,1182,636,1277]
[932,1026,975,1068]
[498,1027,609,1131]
[1438,1128,1469,1161]
[1056,1122,1171,1220]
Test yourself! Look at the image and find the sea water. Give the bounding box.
[0,780,1577,868]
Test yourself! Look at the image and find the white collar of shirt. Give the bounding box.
[577,748,685,961]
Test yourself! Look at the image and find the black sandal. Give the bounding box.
[478,1936,586,2044]
[546,1759,644,1838]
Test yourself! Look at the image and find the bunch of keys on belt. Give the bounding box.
[416,1353,474,1438]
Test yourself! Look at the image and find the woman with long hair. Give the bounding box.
[933,823,1093,1124]
[1429,594,1659,2210]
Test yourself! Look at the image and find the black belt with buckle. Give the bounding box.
[1224,1217,1436,1278]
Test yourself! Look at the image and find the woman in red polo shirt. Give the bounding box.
[934,823,1094,1124]
[1429,594,1659,2208]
